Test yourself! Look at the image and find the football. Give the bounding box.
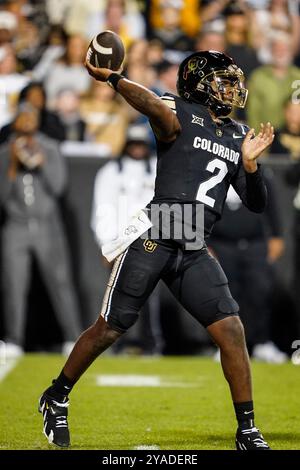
[86,30,125,70]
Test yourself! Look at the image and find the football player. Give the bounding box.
[39,51,274,450]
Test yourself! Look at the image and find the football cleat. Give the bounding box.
[38,392,70,447]
[236,426,270,450]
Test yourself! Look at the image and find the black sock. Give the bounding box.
[46,371,76,400]
[234,401,255,429]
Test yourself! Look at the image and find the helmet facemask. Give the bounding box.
[196,66,248,116]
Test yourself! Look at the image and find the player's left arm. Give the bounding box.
[231,122,274,213]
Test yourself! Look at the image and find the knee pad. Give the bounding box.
[107,309,140,333]
[103,267,154,333]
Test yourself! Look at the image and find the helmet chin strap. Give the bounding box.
[204,80,233,118]
[208,97,232,118]
[182,85,232,117]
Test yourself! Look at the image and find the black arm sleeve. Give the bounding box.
[231,163,267,213]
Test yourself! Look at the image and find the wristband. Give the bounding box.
[106,73,125,91]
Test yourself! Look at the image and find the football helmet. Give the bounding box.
[177,51,248,117]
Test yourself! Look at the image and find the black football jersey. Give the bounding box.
[147,93,267,246]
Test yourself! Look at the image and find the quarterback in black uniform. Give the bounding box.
[39,51,274,450]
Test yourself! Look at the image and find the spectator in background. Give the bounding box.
[46,0,73,26]
[125,50,157,91]
[147,39,165,67]
[0,10,17,44]
[150,2,194,52]
[31,25,67,82]
[3,0,48,32]
[44,34,90,108]
[154,59,179,95]
[125,41,161,146]
[247,33,300,131]
[86,0,145,49]
[125,38,160,88]
[225,5,259,79]
[54,88,86,142]
[65,0,144,43]
[14,18,45,71]
[194,28,226,53]
[0,104,82,358]
[59,0,102,35]
[0,43,29,129]
[250,0,300,64]
[209,175,287,363]
[221,3,260,121]
[0,82,65,143]
[126,55,180,145]
[195,17,258,74]
[196,0,247,27]
[4,0,50,45]
[148,0,201,39]
[80,80,129,156]
[271,98,300,159]
[246,0,269,8]
[91,125,156,256]
[126,38,148,67]
[125,38,158,96]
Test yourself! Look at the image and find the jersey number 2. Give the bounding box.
[196,159,228,208]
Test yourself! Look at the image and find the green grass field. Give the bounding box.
[0,354,299,450]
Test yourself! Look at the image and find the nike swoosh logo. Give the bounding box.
[233,133,243,139]
[243,410,254,414]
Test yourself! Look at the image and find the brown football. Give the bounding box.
[86,30,125,70]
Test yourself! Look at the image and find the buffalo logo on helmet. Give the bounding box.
[183,57,207,80]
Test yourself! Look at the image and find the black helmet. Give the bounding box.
[177,50,248,117]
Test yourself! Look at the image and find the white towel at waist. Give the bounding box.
[102,209,153,262]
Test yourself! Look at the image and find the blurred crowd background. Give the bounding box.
[0,0,300,363]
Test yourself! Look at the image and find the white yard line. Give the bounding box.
[95,374,202,388]
[0,359,19,382]
[96,374,161,387]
